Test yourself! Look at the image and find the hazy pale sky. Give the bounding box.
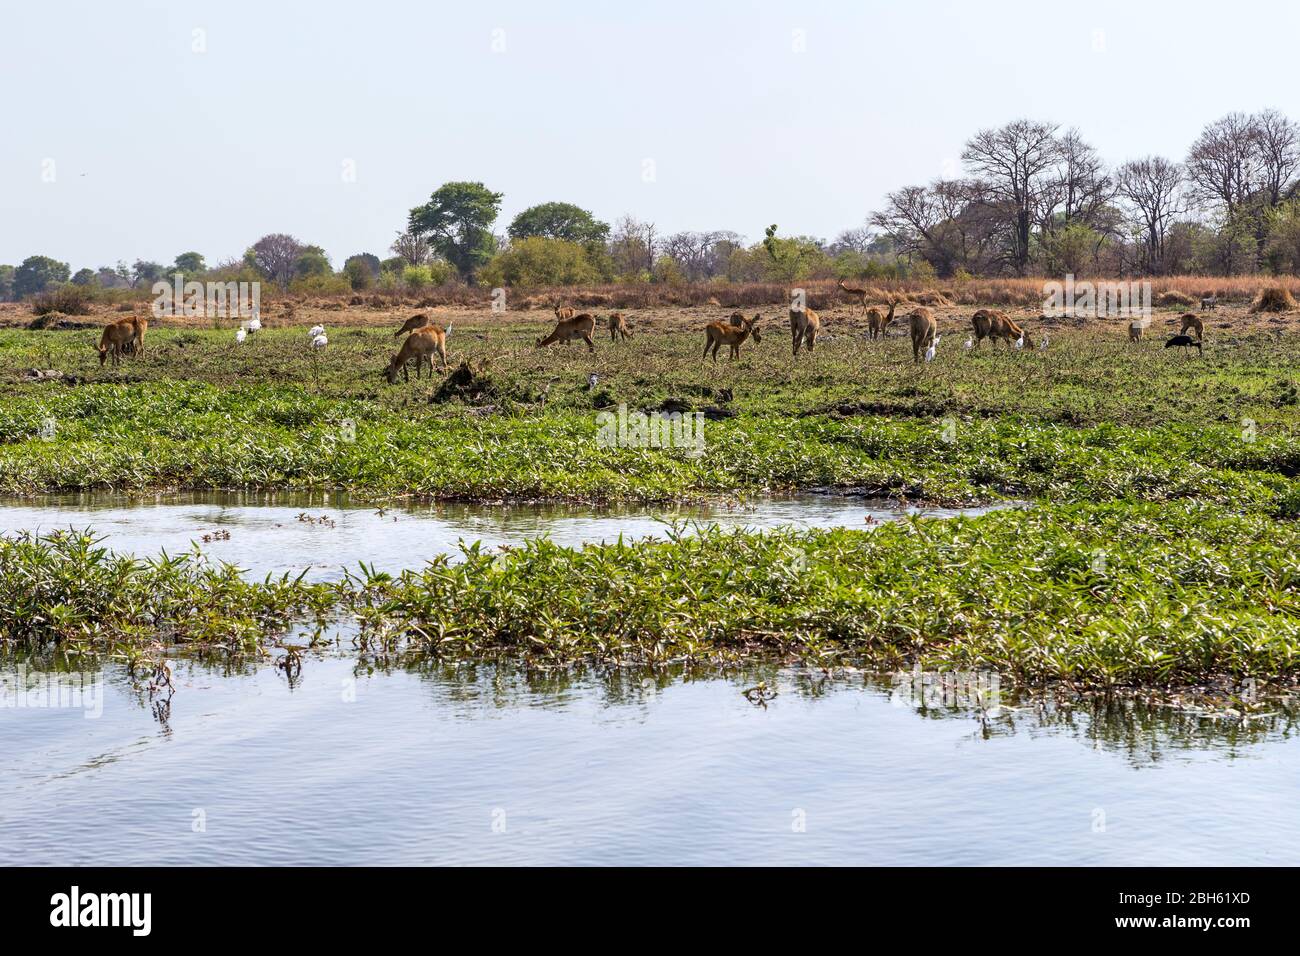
[3,0,1297,270]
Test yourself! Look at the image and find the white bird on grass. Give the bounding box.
[964,336,974,350]
[235,328,247,344]
[924,338,937,363]
[311,333,328,350]
[1014,333,1025,350]
[1038,333,1049,351]
[247,313,262,333]
[308,324,325,338]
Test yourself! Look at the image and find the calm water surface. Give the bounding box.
[1,493,1296,866]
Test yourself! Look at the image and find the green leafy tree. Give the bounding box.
[408,181,503,279]
[173,251,206,274]
[0,265,16,300]
[343,254,380,290]
[760,226,826,282]
[131,260,164,288]
[13,255,71,297]
[294,245,333,279]
[71,268,98,286]
[508,202,609,244]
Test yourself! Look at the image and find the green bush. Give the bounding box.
[477,237,609,287]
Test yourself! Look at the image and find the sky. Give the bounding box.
[3,0,1299,272]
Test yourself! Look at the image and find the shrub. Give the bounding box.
[30,285,94,316]
[477,237,608,288]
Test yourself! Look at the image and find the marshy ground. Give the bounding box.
[2,296,1299,690]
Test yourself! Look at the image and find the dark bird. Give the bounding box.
[1164,334,1203,357]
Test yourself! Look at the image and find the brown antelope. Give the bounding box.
[608,312,631,342]
[790,305,820,355]
[907,307,937,363]
[1178,312,1204,339]
[838,278,869,314]
[554,305,577,321]
[386,325,448,383]
[970,309,1032,349]
[98,316,146,366]
[865,299,896,341]
[703,315,761,363]
[537,313,596,352]
[394,313,432,337]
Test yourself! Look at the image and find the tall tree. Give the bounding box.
[13,255,71,297]
[1118,157,1184,274]
[508,202,609,244]
[961,119,1062,274]
[390,231,431,267]
[246,234,305,288]
[173,251,206,274]
[408,181,503,279]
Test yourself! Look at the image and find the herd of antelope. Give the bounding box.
[88,281,1212,382]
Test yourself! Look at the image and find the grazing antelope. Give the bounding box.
[838,278,869,315]
[970,309,1032,349]
[864,299,896,341]
[703,314,761,363]
[537,312,596,352]
[394,313,432,337]
[1178,312,1204,339]
[907,307,937,363]
[386,325,448,383]
[97,316,146,366]
[790,305,820,355]
[608,312,631,342]
[1200,294,1218,311]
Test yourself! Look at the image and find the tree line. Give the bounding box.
[6,109,1300,301]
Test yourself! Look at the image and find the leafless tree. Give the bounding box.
[1041,129,1115,230]
[610,215,659,276]
[248,233,304,289]
[871,179,998,276]
[1117,157,1184,273]
[961,119,1063,274]
[390,230,432,266]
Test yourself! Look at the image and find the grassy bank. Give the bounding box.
[3,315,1300,685]
[4,502,1300,688]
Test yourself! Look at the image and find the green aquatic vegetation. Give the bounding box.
[5,503,1300,688]
[0,529,334,651]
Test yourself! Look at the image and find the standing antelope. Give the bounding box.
[865,299,896,341]
[907,307,937,363]
[537,313,596,352]
[554,304,577,321]
[608,312,631,342]
[970,309,1032,349]
[97,315,146,366]
[1178,313,1204,339]
[386,325,448,382]
[790,305,820,355]
[838,278,869,315]
[703,314,761,363]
